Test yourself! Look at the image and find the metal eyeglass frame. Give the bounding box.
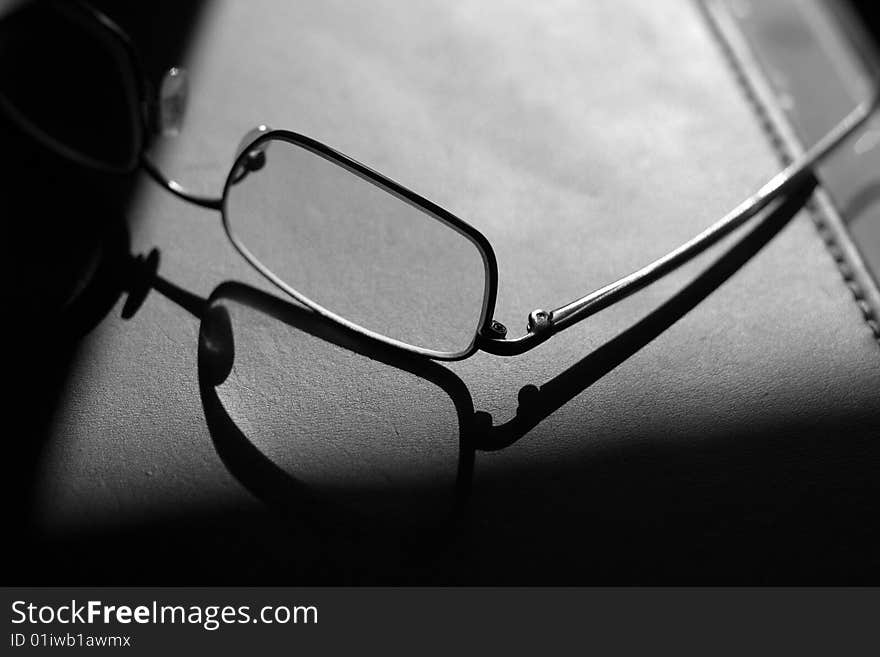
[4,0,878,361]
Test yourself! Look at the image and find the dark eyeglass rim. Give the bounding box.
[0,0,145,173]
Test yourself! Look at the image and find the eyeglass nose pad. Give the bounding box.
[157,67,188,136]
[230,125,272,182]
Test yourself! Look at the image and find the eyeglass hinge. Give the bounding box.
[485,320,508,339]
[527,309,552,334]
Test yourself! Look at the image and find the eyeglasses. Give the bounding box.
[3,1,877,360]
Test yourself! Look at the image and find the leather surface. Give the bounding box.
[17,0,880,582]
[710,0,880,334]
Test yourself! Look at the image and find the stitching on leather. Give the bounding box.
[698,1,880,345]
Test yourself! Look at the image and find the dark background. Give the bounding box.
[4,0,880,584]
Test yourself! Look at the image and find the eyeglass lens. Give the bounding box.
[223,138,488,357]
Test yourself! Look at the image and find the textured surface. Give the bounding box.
[22,0,880,582]
[711,0,880,336]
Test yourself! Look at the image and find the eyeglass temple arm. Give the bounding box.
[479,91,879,357]
[140,153,224,211]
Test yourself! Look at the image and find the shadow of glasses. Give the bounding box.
[480,173,820,450]
[195,282,481,534]
[184,172,816,532]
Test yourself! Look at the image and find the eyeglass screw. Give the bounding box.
[528,309,551,333]
[487,320,508,338]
